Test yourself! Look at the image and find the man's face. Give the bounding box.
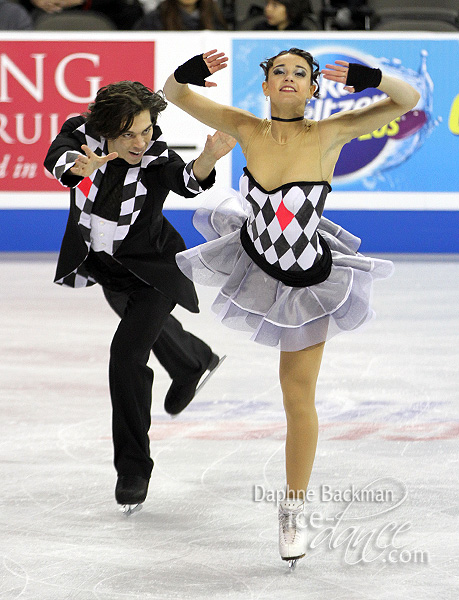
[107,110,154,165]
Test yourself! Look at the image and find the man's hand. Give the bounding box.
[202,131,237,161]
[70,145,118,178]
[192,131,236,182]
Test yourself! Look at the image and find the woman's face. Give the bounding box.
[264,0,289,30]
[262,53,315,110]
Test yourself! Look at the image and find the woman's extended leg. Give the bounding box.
[279,342,325,498]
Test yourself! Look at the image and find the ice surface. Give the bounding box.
[0,254,458,599]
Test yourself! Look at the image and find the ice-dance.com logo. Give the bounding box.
[253,478,429,566]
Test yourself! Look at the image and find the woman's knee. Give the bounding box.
[283,390,317,422]
[280,368,318,402]
[280,372,319,419]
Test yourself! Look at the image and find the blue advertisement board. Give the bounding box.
[0,34,457,253]
[232,38,459,195]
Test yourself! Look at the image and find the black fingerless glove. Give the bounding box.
[174,54,212,87]
[347,63,382,93]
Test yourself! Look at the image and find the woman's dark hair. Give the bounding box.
[160,0,227,30]
[84,81,168,139]
[260,48,321,99]
[275,0,310,27]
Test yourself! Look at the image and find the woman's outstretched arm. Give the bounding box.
[320,61,421,144]
[163,50,258,145]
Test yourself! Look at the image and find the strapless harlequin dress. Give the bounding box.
[176,168,394,352]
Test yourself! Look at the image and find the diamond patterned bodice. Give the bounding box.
[240,168,331,272]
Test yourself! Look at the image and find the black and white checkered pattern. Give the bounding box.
[241,171,330,272]
[53,151,83,181]
[55,123,170,287]
[183,160,205,195]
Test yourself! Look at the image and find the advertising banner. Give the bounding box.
[0,40,155,192]
[0,32,457,252]
[232,37,459,195]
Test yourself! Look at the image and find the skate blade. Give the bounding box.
[282,554,305,572]
[195,355,227,396]
[120,503,143,516]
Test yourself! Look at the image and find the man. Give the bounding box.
[44,81,235,511]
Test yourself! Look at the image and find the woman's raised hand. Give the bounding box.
[202,50,229,87]
[321,60,354,93]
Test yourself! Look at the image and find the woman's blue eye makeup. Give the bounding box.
[272,67,307,77]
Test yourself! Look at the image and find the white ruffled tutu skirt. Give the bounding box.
[176,189,394,352]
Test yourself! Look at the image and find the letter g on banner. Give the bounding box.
[55,54,102,103]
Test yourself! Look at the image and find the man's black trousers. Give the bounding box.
[103,286,213,480]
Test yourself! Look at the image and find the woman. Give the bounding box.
[134,0,227,30]
[163,49,420,566]
[251,0,316,31]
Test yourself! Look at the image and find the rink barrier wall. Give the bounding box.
[0,31,457,253]
[1,208,458,253]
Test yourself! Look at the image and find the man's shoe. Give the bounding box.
[164,353,226,416]
[115,475,149,506]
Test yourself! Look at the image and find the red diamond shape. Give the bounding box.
[78,177,92,197]
[276,200,295,231]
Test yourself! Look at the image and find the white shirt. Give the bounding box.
[90,214,117,255]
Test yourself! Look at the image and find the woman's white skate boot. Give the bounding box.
[278,498,306,570]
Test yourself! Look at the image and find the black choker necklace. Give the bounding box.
[271,115,304,122]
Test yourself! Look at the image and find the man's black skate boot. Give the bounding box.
[115,475,149,506]
[164,353,225,416]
